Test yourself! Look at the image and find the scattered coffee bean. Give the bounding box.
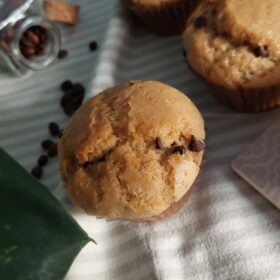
[31,165,43,179]
[61,82,85,115]
[61,91,73,108]
[189,135,205,152]
[58,129,64,138]
[72,83,85,95]
[48,143,58,157]
[89,41,98,51]
[253,45,269,58]
[172,145,187,155]
[194,16,207,28]
[61,80,73,92]
[49,122,60,136]
[155,137,163,150]
[58,49,68,59]
[41,139,54,151]
[38,155,49,166]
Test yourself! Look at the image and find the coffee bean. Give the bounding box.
[155,137,163,150]
[189,135,205,152]
[26,30,40,45]
[21,36,35,48]
[41,139,54,151]
[58,49,68,59]
[31,166,43,179]
[194,16,207,28]
[37,44,46,55]
[89,41,98,51]
[49,122,60,136]
[253,45,269,58]
[21,47,36,58]
[72,83,85,96]
[61,80,73,92]
[38,155,48,166]
[172,145,187,155]
[61,92,73,108]
[20,26,48,60]
[48,143,58,157]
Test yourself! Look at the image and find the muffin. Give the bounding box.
[123,0,201,36]
[183,0,280,112]
[59,81,205,222]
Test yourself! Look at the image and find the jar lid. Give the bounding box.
[0,0,34,30]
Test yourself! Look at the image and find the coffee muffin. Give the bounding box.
[183,0,280,112]
[123,0,201,36]
[59,81,205,222]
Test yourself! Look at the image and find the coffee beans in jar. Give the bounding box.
[0,0,61,75]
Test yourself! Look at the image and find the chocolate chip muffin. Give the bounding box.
[123,0,201,36]
[59,81,205,221]
[183,0,280,112]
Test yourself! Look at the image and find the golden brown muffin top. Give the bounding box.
[183,0,280,89]
[59,81,205,220]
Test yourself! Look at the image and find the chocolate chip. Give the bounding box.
[58,129,64,138]
[83,161,90,168]
[60,80,73,92]
[89,41,98,51]
[49,122,60,136]
[189,135,205,152]
[253,45,269,57]
[194,16,207,28]
[31,166,43,179]
[38,155,48,166]
[171,141,178,147]
[57,49,68,59]
[41,139,54,151]
[48,143,58,157]
[155,137,163,150]
[172,145,187,155]
[97,154,106,162]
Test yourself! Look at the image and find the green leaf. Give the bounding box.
[0,148,94,280]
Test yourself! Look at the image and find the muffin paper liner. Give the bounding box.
[186,62,280,112]
[124,0,201,36]
[208,82,280,112]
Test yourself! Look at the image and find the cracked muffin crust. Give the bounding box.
[183,0,280,112]
[59,81,205,221]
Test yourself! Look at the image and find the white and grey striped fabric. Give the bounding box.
[2,1,280,280]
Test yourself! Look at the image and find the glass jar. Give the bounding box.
[0,0,61,75]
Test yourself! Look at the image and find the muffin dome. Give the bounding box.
[183,0,280,111]
[59,81,205,221]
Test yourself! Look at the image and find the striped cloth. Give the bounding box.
[2,2,280,280]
